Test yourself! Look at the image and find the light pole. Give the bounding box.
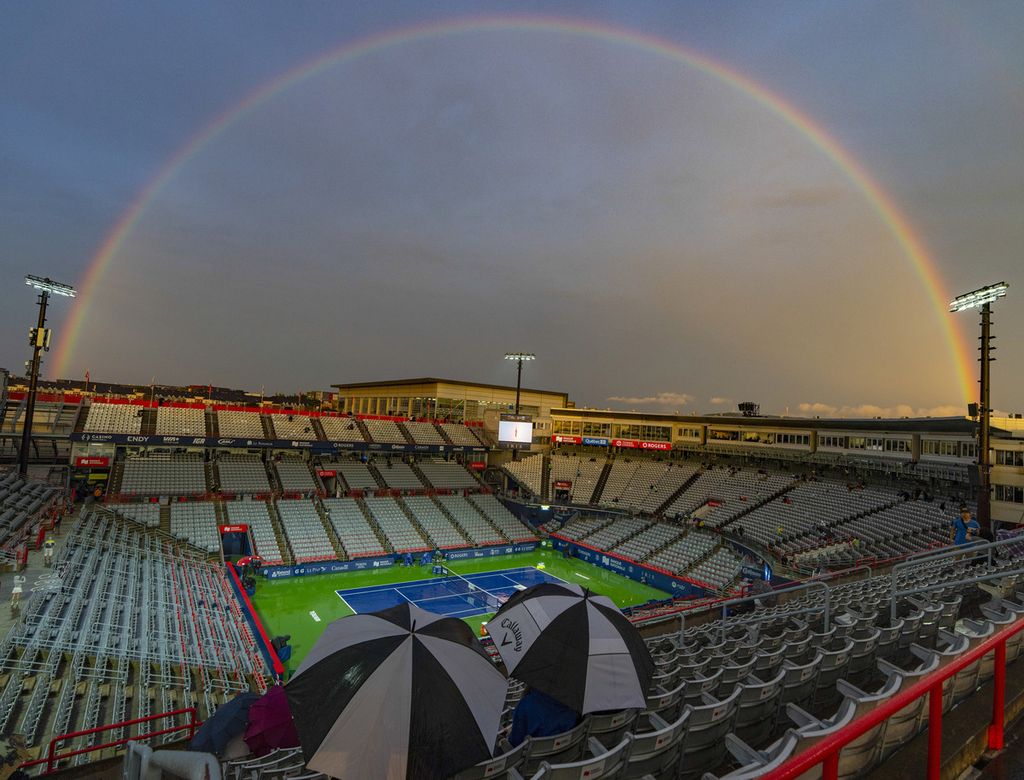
[950,281,1008,534]
[504,352,535,461]
[504,352,535,415]
[19,276,77,478]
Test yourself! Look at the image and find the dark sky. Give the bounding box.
[2,1,1021,416]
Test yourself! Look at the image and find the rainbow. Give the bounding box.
[51,15,974,404]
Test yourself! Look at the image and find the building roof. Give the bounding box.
[332,377,569,402]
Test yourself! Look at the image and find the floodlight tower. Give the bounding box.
[19,276,76,477]
[504,352,535,415]
[950,282,1008,533]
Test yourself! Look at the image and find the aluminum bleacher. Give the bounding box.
[216,410,265,438]
[503,453,544,496]
[415,460,478,489]
[362,419,407,444]
[155,405,206,436]
[169,501,220,553]
[83,402,143,434]
[215,454,271,495]
[402,421,446,445]
[434,495,504,546]
[120,454,206,496]
[318,415,366,443]
[362,496,429,553]
[274,499,333,562]
[331,460,379,490]
[402,495,468,549]
[267,413,317,441]
[322,498,387,557]
[467,494,536,543]
[439,422,485,446]
[374,461,422,490]
[273,458,318,494]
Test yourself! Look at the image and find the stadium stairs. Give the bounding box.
[355,498,393,553]
[409,461,431,488]
[716,481,799,531]
[139,408,157,436]
[540,456,551,502]
[588,459,614,505]
[266,502,294,565]
[259,415,274,440]
[366,462,388,490]
[72,406,89,434]
[313,500,346,560]
[395,423,417,446]
[353,417,371,443]
[436,425,456,447]
[652,468,708,516]
[107,460,125,496]
[206,409,218,437]
[396,498,435,548]
[310,417,328,441]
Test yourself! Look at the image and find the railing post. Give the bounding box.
[822,750,839,780]
[989,639,1007,750]
[927,682,943,780]
[45,737,57,773]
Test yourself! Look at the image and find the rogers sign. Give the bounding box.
[611,439,672,451]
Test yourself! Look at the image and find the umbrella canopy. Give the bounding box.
[188,692,259,756]
[244,685,299,757]
[490,582,655,713]
[286,602,507,780]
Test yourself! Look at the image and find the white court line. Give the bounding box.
[573,573,591,580]
[336,594,354,612]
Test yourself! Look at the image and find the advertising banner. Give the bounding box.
[70,432,486,455]
[549,537,707,598]
[551,434,582,445]
[582,437,609,447]
[75,456,110,467]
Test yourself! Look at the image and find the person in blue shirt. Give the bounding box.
[950,507,981,546]
[508,688,581,747]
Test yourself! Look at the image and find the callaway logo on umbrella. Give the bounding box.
[285,602,507,780]
[490,581,655,714]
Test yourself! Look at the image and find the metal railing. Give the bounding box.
[718,578,831,640]
[890,536,1024,619]
[762,613,1024,780]
[20,707,200,774]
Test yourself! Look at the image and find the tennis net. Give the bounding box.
[439,567,505,613]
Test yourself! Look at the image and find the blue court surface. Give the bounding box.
[336,566,567,618]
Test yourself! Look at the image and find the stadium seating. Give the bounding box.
[440,423,485,447]
[0,470,62,551]
[330,460,379,490]
[83,402,143,434]
[467,494,537,543]
[665,466,792,523]
[268,413,318,441]
[579,516,650,551]
[273,457,318,494]
[558,515,613,541]
[225,501,284,564]
[322,498,386,557]
[402,421,446,445]
[0,511,269,756]
[120,453,206,496]
[548,455,605,503]
[215,454,271,495]
[503,453,544,496]
[362,418,407,444]
[216,410,265,438]
[318,415,366,442]
[108,503,160,529]
[686,547,743,590]
[275,499,334,562]
[402,495,468,549]
[645,529,719,575]
[363,496,429,552]
[169,501,220,553]
[435,495,504,546]
[612,522,685,562]
[155,405,206,436]
[375,460,423,490]
[416,460,479,489]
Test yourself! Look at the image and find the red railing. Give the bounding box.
[21,707,200,774]
[763,614,1024,780]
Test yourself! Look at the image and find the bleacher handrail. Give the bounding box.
[762,613,1024,780]
[20,707,200,774]
[719,578,831,640]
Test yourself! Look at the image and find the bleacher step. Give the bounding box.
[589,460,614,505]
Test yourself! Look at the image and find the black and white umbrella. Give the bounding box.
[489,582,655,713]
[285,602,507,780]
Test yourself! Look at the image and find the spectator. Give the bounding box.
[9,576,24,609]
[508,688,581,747]
[43,537,56,567]
[950,507,980,546]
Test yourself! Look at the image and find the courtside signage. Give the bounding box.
[70,432,485,454]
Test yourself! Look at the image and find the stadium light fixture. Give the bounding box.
[950,281,1008,534]
[504,352,535,461]
[949,282,1007,312]
[25,275,77,298]
[18,275,77,477]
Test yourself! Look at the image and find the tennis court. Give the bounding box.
[336,565,567,618]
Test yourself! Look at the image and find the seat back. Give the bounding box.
[682,669,723,705]
[678,688,740,778]
[780,653,821,708]
[733,671,785,747]
[522,721,590,776]
[586,709,638,747]
[451,740,528,779]
[534,736,632,780]
[622,709,689,780]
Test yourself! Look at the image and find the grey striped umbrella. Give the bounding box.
[286,602,507,779]
[490,582,655,713]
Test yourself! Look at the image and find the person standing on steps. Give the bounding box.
[43,537,56,567]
